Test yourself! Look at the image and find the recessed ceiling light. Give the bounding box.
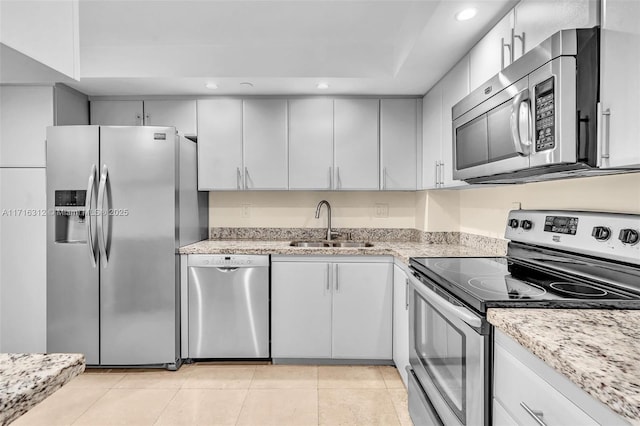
[205,82,218,89]
[455,8,477,21]
[317,82,329,90]
[240,82,254,87]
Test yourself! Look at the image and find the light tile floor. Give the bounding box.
[14,364,413,426]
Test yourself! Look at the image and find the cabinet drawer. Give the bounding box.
[494,339,597,426]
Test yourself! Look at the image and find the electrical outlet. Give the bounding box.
[241,204,251,218]
[511,202,522,210]
[374,203,389,218]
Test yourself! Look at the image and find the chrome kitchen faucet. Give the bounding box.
[315,200,340,241]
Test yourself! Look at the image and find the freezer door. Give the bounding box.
[46,125,100,365]
[98,126,177,365]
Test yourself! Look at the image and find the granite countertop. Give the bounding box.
[488,309,640,424]
[178,240,501,264]
[0,353,85,425]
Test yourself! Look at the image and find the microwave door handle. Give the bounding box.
[510,89,533,156]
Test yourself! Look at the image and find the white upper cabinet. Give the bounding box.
[440,56,469,189]
[243,99,288,190]
[380,99,418,190]
[512,0,600,61]
[90,100,197,136]
[197,99,243,190]
[0,0,79,79]
[334,99,380,190]
[288,98,334,190]
[90,100,143,126]
[599,0,640,168]
[469,11,514,92]
[469,0,599,92]
[143,100,197,137]
[422,84,442,189]
[0,86,53,167]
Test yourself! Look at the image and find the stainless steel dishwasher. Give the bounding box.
[187,254,269,358]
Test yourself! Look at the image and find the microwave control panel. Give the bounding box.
[535,77,555,152]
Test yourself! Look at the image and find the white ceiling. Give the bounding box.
[67,0,517,96]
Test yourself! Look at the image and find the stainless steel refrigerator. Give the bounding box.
[46,125,207,369]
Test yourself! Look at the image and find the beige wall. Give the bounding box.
[454,173,640,238]
[208,173,640,236]
[209,191,418,228]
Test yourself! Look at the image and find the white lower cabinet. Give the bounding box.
[271,256,392,360]
[493,330,628,426]
[392,264,410,387]
[271,262,332,358]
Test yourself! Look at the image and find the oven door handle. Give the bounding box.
[411,275,482,329]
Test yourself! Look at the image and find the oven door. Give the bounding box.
[408,273,489,426]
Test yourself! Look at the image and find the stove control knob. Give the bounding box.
[619,229,639,245]
[521,220,533,230]
[591,226,611,241]
[508,219,519,229]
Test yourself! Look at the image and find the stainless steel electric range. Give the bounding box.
[406,210,640,426]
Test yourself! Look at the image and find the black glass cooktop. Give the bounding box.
[409,257,640,313]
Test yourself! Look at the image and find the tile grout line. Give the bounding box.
[69,375,124,426]
[150,387,180,426]
[234,366,256,426]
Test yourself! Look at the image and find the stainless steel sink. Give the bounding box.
[289,241,373,248]
[289,241,331,247]
[330,241,374,248]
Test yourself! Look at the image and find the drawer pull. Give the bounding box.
[520,402,547,426]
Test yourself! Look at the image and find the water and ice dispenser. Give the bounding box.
[54,190,87,243]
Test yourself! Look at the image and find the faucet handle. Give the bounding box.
[330,230,341,239]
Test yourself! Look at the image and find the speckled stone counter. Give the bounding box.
[0,353,85,425]
[488,309,640,424]
[179,240,502,264]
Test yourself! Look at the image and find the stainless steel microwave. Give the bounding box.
[452,27,619,184]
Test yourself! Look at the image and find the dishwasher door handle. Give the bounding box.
[215,267,239,272]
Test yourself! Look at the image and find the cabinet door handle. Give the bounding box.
[520,402,547,426]
[597,103,611,166]
[439,161,445,187]
[501,37,512,69]
[434,161,439,186]
[382,166,387,190]
[326,263,330,291]
[144,112,150,125]
[512,28,525,59]
[328,166,333,190]
[244,166,249,189]
[136,113,143,126]
[336,167,341,190]
[405,278,409,310]
[236,167,243,190]
[334,264,339,292]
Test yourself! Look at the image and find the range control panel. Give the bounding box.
[505,210,640,266]
[534,77,556,152]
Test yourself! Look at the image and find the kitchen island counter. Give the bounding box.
[488,308,640,425]
[178,239,502,264]
[0,353,85,425]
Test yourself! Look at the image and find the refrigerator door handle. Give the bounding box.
[97,164,109,267]
[85,164,97,267]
